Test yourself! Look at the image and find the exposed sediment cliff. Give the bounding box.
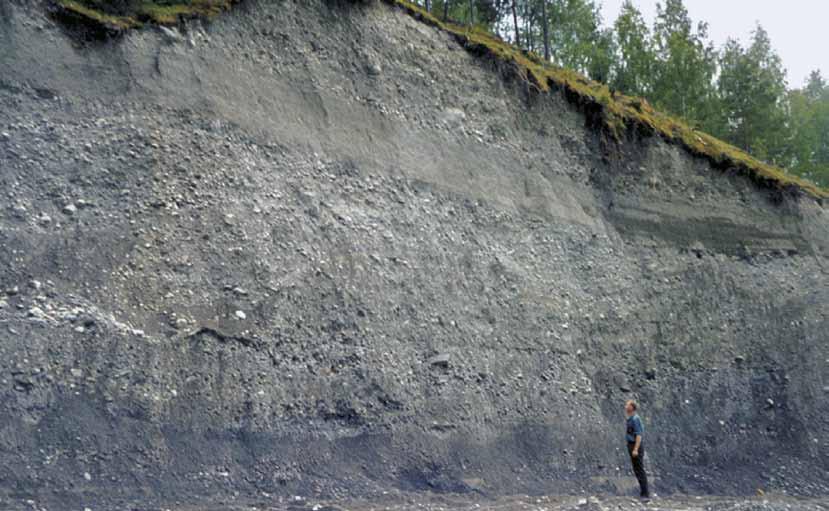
[0,1,827,508]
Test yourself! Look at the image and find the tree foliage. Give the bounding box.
[611,1,653,97]
[716,26,789,164]
[788,71,829,187]
[650,0,717,127]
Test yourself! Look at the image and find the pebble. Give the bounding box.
[27,306,45,318]
[159,25,184,43]
[63,204,77,215]
[366,62,382,76]
[441,108,466,128]
[235,310,247,320]
[427,353,450,367]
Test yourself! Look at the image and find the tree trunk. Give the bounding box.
[541,0,550,61]
[425,0,431,12]
[468,0,474,26]
[511,0,520,48]
[444,0,449,21]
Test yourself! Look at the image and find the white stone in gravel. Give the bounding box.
[27,306,45,318]
[235,310,247,320]
[441,108,466,128]
[159,26,184,43]
[63,204,77,215]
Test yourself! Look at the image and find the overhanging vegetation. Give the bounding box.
[387,0,828,200]
[54,0,236,30]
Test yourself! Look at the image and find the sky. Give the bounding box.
[598,0,828,89]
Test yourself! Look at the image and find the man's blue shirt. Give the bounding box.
[626,414,644,443]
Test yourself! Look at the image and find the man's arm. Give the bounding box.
[632,416,643,456]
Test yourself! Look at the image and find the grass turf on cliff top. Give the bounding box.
[54,0,829,200]
[55,0,235,29]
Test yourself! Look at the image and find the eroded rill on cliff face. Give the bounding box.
[0,0,827,507]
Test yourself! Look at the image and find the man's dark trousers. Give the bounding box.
[627,442,649,497]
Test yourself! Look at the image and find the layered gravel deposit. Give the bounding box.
[0,0,827,509]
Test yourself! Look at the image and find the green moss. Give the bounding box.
[54,0,236,28]
[138,1,235,24]
[387,0,829,200]
[56,0,141,30]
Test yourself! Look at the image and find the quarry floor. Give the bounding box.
[6,493,829,511]
[184,494,829,511]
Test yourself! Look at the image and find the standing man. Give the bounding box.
[625,400,650,500]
